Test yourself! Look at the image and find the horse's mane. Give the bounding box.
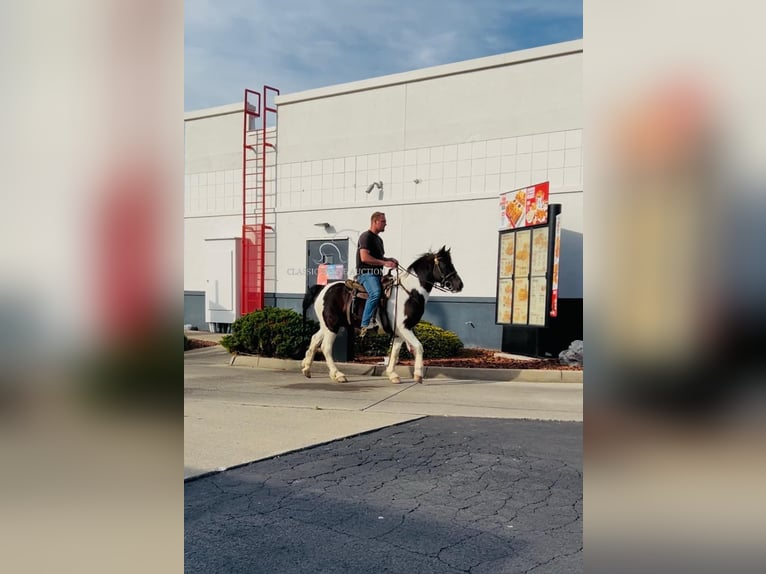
[407,251,436,271]
[407,247,452,272]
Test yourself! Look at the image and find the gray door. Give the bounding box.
[306,239,349,288]
[305,239,353,360]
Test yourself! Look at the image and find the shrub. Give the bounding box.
[354,321,463,359]
[184,335,193,351]
[221,307,319,359]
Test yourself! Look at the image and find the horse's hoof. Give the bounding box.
[334,373,348,383]
[414,375,423,384]
[389,375,401,384]
[301,367,311,378]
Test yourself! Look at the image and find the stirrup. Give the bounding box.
[359,318,381,337]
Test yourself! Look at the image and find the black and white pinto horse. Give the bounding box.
[302,246,463,384]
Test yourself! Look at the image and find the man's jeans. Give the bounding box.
[357,273,382,327]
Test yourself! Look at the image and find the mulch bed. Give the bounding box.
[353,348,582,371]
[185,338,219,351]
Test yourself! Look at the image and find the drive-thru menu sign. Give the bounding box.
[496,182,561,327]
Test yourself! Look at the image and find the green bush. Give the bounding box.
[354,321,463,359]
[221,307,319,359]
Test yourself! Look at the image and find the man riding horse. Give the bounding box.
[302,243,463,384]
[355,211,398,335]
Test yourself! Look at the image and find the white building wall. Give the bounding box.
[184,40,583,311]
[184,104,277,293]
[273,40,582,299]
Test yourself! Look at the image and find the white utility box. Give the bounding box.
[204,237,241,332]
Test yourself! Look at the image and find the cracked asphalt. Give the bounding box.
[185,416,582,573]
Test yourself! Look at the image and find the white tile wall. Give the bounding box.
[486,139,501,158]
[533,133,549,153]
[517,135,533,154]
[471,141,486,159]
[532,151,548,171]
[515,153,532,172]
[471,158,486,177]
[486,156,501,175]
[565,129,582,149]
[457,143,471,161]
[456,176,470,195]
[548,168,564,187]
[184,168,246,217]
[485,173,500,193]
[186,129,583,218]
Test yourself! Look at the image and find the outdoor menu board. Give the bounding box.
[496,185,560,327]
[514,230,530,276]
[512,278,529,324]
[497,279,513,323]
[528,277,548,326]
[499,233,514,278]
[531,228,549,275]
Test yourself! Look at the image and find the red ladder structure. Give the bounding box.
[241,86,279,315]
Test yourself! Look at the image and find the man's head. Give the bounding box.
[370,211,387,234]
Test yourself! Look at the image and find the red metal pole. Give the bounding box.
[242,89,260,315]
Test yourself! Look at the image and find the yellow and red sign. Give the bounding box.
[499,182,550,230]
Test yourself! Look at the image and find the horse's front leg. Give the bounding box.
[320,330,347,383]
[399,329,424,383]
[385,337,405,384]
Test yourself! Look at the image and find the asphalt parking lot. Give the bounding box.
[185,416,582,573]
[185,347,582,572]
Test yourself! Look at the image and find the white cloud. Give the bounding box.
[185,0,582,110]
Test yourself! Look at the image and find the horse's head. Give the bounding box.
[432,246,463,293]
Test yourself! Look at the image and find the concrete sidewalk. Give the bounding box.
[184,330,583,383]
[184,346,582,480]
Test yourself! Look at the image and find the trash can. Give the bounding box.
[333,326,355,362]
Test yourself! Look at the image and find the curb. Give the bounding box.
[229,353,582,384]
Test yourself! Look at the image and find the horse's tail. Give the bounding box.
[302,284,324,322]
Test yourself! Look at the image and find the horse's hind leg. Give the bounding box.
[321,330,347,383]
[301,328,324,378]
[385,337,404,384]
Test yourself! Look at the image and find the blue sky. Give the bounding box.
[185,0,582,111]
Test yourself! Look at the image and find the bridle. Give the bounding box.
[429,256,460,292]
[391,254,460,294]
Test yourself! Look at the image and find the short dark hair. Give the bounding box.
[371,211,386,223]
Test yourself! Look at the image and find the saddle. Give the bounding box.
[343,274,395,330]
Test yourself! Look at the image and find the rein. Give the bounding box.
[394,259,457,293]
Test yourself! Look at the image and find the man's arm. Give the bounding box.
[359,249,397,268]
